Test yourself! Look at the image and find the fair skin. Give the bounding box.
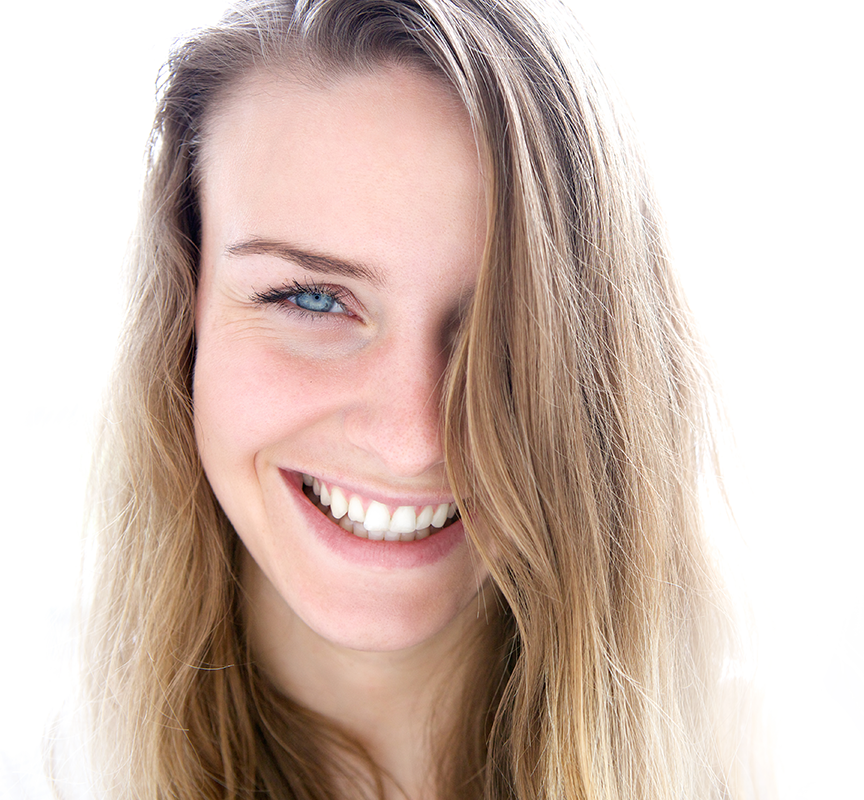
[193,65,490,797]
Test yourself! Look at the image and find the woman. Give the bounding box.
[78,0,766,798]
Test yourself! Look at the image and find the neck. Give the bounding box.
[241,547,498,799]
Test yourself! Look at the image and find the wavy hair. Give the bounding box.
[79,1,766,798]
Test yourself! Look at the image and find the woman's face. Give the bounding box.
[193,65,488,653]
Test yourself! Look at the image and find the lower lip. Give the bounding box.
[280,470,467,570]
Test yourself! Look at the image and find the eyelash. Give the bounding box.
[251,279,353,320]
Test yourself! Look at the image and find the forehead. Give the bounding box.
[198,65,486,292]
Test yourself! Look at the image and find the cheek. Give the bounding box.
[192,329,342,467]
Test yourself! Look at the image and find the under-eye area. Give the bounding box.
[301,474,460,542]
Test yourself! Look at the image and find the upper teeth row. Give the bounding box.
[302,474,458,534]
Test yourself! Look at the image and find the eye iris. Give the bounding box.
[294,291,335,312]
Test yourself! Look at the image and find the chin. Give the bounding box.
[289,576,485,653]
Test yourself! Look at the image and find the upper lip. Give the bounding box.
[290,469,456,508]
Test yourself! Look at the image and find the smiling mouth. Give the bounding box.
[301,474,460,542]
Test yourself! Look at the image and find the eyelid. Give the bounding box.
[251,279,358,319]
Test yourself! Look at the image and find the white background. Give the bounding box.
[1,1,860,797]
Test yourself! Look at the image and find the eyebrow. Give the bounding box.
[225,237,385,287]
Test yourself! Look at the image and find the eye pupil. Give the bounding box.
[294,291,336,312]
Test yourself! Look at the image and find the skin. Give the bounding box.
[193,65,491,796]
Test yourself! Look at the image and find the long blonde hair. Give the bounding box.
[80,1,765,797]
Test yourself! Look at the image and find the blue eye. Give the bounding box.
[252,280,350,317]
[290,290,341,313]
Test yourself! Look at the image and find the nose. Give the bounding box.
[343,332,448,480]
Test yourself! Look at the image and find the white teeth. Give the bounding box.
[431,503,449,528]
[389,506,417,533]
[363,501,390,532]
[330,486,348,519]
[301,474,459,543]
[347,496,365,523]
[416,505,434,529]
